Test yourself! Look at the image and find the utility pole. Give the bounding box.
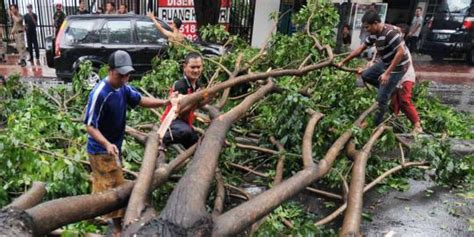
[335,0,351,54]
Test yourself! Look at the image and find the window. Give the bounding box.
[100,21,132,44]
[136,21,167,44]
[63,20,97,45]
[446,0,471,12]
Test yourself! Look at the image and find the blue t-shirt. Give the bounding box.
[84,78,142,155]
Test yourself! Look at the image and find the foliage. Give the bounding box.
[256,202,336,236]
[199,24,232,44]
[409,138,473,186]
[0,74,90,207]
[0,0,473,235]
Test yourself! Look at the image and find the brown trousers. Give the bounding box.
[14,32,28,61]
[88,153,125,219]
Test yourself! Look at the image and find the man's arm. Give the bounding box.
[86,125,118,156]
[139,96,169,108]
[384,45,405,75]
[409,22,421,36]
[10,15,18,34]
[147,13,174,39]
[378,45,406,85]
[337,44,368,67]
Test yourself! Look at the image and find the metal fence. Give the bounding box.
[0,0,258,49]
[0,0,158,49]
[228,0,256,44]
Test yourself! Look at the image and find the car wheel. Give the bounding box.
[467,49,474,65]
[86,67,101,89]
[430,55,443,62]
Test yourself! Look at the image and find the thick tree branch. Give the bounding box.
[212,103,376,236]
[179,46,334,113]
[315,161,428,226]
[303,110,324,168]
[24,144,197,236]
[6,182,46,210]
[212,169,225,220]
[124,126,161,227]
[126,126,147,144]
[340,125,388,236]
[158,80,277,230]
[270,136,286,185]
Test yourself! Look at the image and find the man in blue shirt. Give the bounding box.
[84,50,171,236]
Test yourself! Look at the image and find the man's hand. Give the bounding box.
[147,12,155,19]
[169,92,181,113]
[336,62,344,68]
[105,143,119,157]
[379,72,389,86]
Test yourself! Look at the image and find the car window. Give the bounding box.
[100,20,132,44]
[446,0,471,12]
[136,20,167,44]
[63,20,97,45]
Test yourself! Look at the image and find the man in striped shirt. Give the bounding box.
[84,50,173,236]
[337,10,409,125]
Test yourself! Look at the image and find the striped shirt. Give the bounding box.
[84,78,142,155]
[364,24,410,73]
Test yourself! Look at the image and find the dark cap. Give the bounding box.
[108,50,135,75]
[27,4,32,8]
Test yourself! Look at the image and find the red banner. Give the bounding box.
[158,0,231,41]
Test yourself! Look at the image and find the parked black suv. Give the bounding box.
[46,14,223,84]
[420,0,474,64]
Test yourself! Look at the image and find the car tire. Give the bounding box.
[430,55,444,63]
[467,49,474,65]
[86,67,101,89]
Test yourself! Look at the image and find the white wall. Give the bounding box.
[251,0,280,48]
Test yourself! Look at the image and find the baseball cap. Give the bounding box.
[27,4,32,8]
[108,50,135,75]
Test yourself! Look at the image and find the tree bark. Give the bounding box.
[6,182,46,210]
[335,1,351,54]
[0,207,35,236]
[212,103,377,236]
[179,46,334,112]
[19,144,197,236]
[340,126,388,236]
[124,126,160,227]
[138,80,276,235]
[26,182,135,236]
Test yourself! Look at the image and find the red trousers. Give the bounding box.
[390,81,420,125]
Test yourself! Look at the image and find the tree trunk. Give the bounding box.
[212,103,378,236]
[6,145,197,236]
[135,80,276,236]
[194,0,221,35]
[0,207,35,236]
[6,182,46,210]
[124,126,160,227]
[27,182,135,236]
[340,126,387,236]
[335,1,351,54]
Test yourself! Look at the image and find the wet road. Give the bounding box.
[361,179,473,237]
[0,52,55,78]
[413,55,474,85]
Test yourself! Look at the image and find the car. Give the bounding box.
[420,0,474,64]
[46,14,224,86]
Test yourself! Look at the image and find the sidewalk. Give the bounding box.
[0,50,56,79]
[412,54,474,85]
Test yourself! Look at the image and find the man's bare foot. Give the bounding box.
[411,125,423,135]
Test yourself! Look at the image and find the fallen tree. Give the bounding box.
[0,1,472,236]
